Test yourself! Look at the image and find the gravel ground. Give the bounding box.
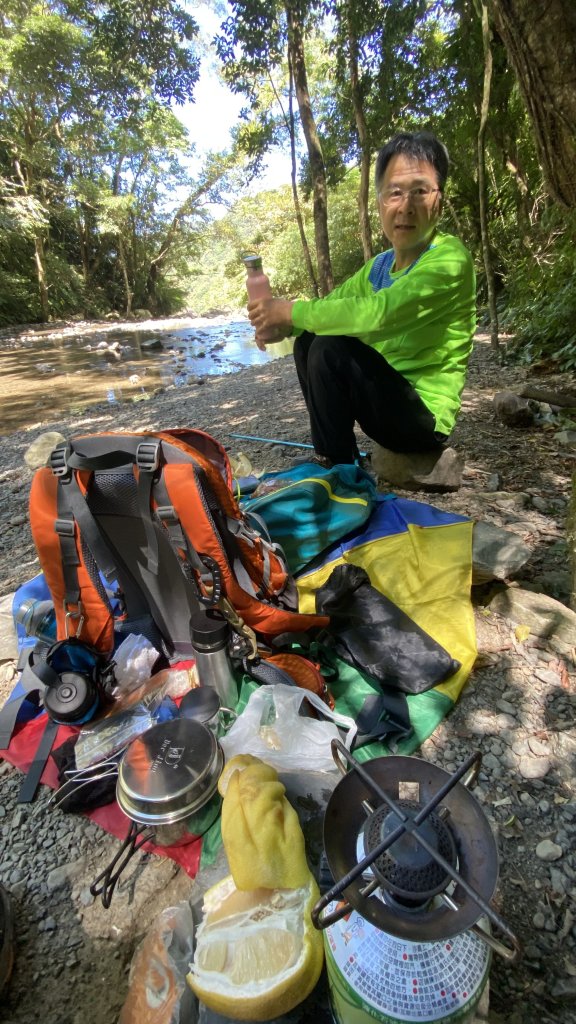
[1,322,576,1024]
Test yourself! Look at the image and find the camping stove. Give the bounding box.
[312,741,521,1024]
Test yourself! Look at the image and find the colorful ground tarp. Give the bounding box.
[296,494,476,761]
[0,492,476,874]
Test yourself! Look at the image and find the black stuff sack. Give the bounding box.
[315,564,460,695]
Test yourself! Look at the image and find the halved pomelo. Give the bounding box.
[187,873,324,1021]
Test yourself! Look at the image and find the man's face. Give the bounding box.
[377,153,442,269]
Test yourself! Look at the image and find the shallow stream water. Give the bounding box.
[0,315,293,435]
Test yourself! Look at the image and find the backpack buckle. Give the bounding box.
[136,441,161,473]
[55,518,75,537]
[50,444,70,478]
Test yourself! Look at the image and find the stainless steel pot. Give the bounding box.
[179,685,237,738]
[90,718,223,906]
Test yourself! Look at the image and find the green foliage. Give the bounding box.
[0,0,574,372]
[0,267,40,325]
[44,251,86,317]
[0,0,206,324]
[499,206,576,371]
[185,166,381,312]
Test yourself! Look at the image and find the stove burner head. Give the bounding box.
[364,800,457,907]
[321,753,500,943]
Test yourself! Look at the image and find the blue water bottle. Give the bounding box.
[14,599,57,645]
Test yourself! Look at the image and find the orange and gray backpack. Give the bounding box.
[29,428,327,660]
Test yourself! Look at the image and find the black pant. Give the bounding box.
[293,332,446,464]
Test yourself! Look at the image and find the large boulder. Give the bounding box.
[472,521,533,585]
[493,391,537,427]
[372,445,464,492]
[24,431,66,470]
[489,585,576,654]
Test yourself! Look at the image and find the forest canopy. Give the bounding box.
[1,0,575,371]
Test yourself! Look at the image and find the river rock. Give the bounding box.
[535,840,563,861]
[518,755,550,779]
[555,430,576,448]
[372,445,464,492]
[23,431,66,470]
[0,593,17,661]
[471,520,532,584]
[493,390,537,427]
[488,585,576,650]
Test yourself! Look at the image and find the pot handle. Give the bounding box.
[331,738,351,777]
[311,889,353,930]
[90,820,155,908]
[469,917,523,962]
[440,890,523,962]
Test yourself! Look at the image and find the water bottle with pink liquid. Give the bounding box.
[243,254,275,350]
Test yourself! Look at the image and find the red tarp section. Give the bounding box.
[0,711,202,879]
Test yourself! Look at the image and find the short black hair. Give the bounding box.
[375,131,449,192]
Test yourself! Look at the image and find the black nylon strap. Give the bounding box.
[242,657,298,688]
[137,468,158,575]
[153,477,207,576]
[0,644,60,749]
[56,486,81,606]
[63,475,118,584]
[66,448,139,470]
[0,661,44,749]
[67,437,164,581]
[350,690,412,751]
[17,717,59,803]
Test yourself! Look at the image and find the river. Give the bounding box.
[0,314,294,435]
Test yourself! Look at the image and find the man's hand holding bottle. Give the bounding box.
[248,298,295,348]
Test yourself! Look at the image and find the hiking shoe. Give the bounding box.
[289,453,334,469]
[356,453,378,485]
[0,884,14,996]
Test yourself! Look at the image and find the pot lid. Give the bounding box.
[117,718,222,825]
[179,686,220,723]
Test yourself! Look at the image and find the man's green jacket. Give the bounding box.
[291,231,476,436]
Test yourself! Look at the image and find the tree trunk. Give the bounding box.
[346,1,373,262]
[145,262,159,314]
[276,62,319,296]
[118,237,133,316]
[488,0,576,208]
[33,234,50,322]
[286,2,333,295]
[75,205,92,315]
[568,470,576,611]
[477,0,499,349]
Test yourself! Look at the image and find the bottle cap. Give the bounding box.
[190,610,230,649]
[243,254,263,270]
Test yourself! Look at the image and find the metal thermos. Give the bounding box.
[190,610,238,708]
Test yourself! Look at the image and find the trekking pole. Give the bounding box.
[229,433,314,449]
[229,433,367,457]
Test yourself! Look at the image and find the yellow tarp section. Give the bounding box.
[297,519,476,707]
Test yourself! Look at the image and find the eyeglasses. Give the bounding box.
[379,186,441,207]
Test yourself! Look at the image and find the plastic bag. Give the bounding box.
[75,667,190,770]
[112,633,161,697]
[219,683,356,772]
[74,703,156,770]
[111,667,194,716]
[118,900,197,1024]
